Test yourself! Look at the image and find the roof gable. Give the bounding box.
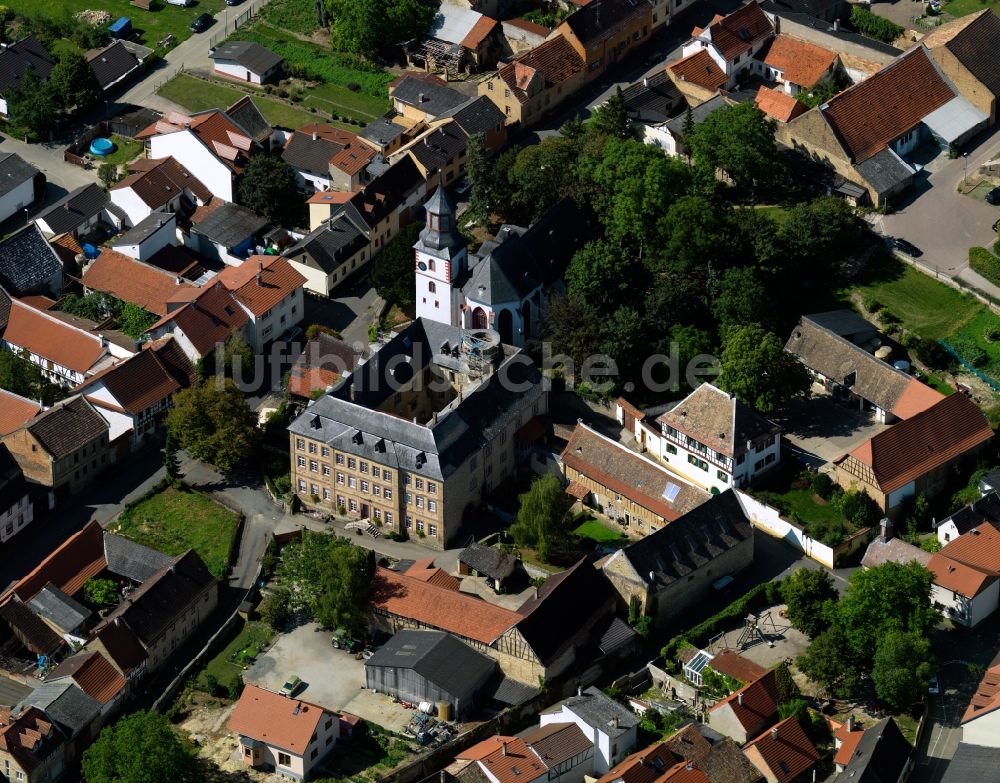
[702,1,774,60]
[229,683,330,754]
[945,9,1000,96]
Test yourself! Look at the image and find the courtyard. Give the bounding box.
[243,622,413,732]
[772,392,891,468]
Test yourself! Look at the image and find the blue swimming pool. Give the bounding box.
[89,137,116,156]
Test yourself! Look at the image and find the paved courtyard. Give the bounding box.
[706,606,810,670]
[772,392,890,468]
[243,622,412,732]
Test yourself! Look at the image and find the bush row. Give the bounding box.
[660,581,782,665]
[970,245,1000,286]
[850,6,904,43]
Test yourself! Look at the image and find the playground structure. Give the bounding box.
[708,611,782,653]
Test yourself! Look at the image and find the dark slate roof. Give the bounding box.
[853,147,915,195]
[760,1,902,55]
[612,489,754,589]
[541,685,639,739]
[0,223,62,296]
[515,558,622,665]
[192,201,268,247]
[27,397,108,459]
[210,41,283,75]
[16,681,102,738]
[101,550,215,645]
[414,186,464,258]
[287,218,368,274]
[0,443,28,513]
[945,11,1000,97]
[665,94,728,138]
[87,40,139,90]
[462,199,591,306]
[0,36,56,96]
[0,598,64,655]
[36,183,109,235]
[0,675,32,707]
[483,672,540,705]
[365,629,497,698]
[26,585,91,633]
[834,717,911,783]
[408,123,469,173]
[459,542,517,580]
[592,615,637,656]
[392,75,467,116]
[940,743,1000,783]
[282,132,343,176]
[226,96,273,143]
[563,0,651,46]
[103,533,173,582]
[360,116,408,147]
[805,309,879,338]
[937,490,1000,537]
[0,152,38,196]
[443,96,505,137]
[621,70,687,125]
[114,211,174,246]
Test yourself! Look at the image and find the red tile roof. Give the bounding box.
[1,520,106,603]
[503,18,550,36]
[149,282,249,358]
[459,737,546,783]
[709,670,779,733]
[841,394,993,494]
[461,16,499,49]
[217,255,306,317]
[330,142,376,177]
[929,552,996,598]
[229,684,334,755]
[0,389,41,435]
[962,658,1000,724]
[498,36,584,104]
[822,46,955,162]
[405,559,462,591]
[307,190,354,205]
[938,523,1000,576]
[78,347,181,415]
[594,741,682,783]
[709,650,767,684]
[50,650,125,704]
[3,299,108,375]
[744,716,819,783]
[669,49,727,91]
[83,249,197,317]
[833,721,864,767]
[761,35,837,88]
[892,377,946,419]
[92,617,147,674]
[755,86,806,123]
[371,567,519,645]
[701,2,774,61]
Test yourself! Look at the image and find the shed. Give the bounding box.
[109,18,132,40]
[364,629,497,719]
[458,542,517,590]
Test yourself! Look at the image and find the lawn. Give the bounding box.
[853,264,980,340]
[948,308,1000,378]
[7,0,227,47]
[156,73,341,130]
[195,618,273,692]
[755,205,791,225]
[99,135,145,167]
[113,485,239,580]
[573,516,628,545]
[941,0,999,16]
[259,0,319,36]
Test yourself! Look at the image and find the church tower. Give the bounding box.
[414,187,466,326]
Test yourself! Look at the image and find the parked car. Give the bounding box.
[993,218,1000,232]
[166,0,193,5]
[891,237,922,257]
[279,675,302,697]
[928,675,940,695]
[225,0,244,5]
[190,12,213,32]
[987,186,1000,205]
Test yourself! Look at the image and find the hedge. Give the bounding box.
[850,6,903,43]
[970,246,1000,286]
[660,580,782,664]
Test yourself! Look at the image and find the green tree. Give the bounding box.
[590,87,634,139]
[6,70,57,137]
[712,266,772,332]
[83,577,119,606]
[510,474,572,562]
[782,568,838,639]
[328,0,438,53]
[0,348,63,405]
[839,489,880,529]
[47,51,100,112]
[687,102,782,192]
[718,323,810,413]
[872,630,935,711]
[654,195,726,274]
[506,137,578,224]
[796,624,861,697]
[850,6,903,43]
[465,132,496,225]
[163,430,181,485]
[237,155,303,226]
[559,113,585,140]
[98,162,121,189]
[82,711,196,783]
[370,221,420,306]
[542,294,603,373]
[117,302,156,341]
[773,662,801,703]
[836,561,936,664]
[223,329,255,381]
[166,380,258,472]
[565,240,635,316]
[259,586,292,630]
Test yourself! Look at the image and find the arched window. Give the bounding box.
[472,307,488,329]
[428,281,436,293]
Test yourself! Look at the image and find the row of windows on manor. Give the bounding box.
[661,425,775,463]
[292,479,441,537]
[294,455,442,511]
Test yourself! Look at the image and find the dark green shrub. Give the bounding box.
[969,246,1000,285]
[862,295,881,313]
[850,6,904,43]
[810,471,834,499]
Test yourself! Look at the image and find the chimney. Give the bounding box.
[418,92,425,103]
[441,772,447,783]
[613,716,619,729]
[577,686,582,697]
[502,741,508,756]
[737,692,743,706]
[312,130,318,141]
[638,758,646,767]
[257,259,264,286]
[685,763,693,772]
[880,517,892,543]
[846,715,855,732]
[833,19,839,30]
[643,77,648,88]
[771,727,779,740]
[176,276,183,286]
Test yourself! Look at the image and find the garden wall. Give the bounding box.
[735,491,837,567]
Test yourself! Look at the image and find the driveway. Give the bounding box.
[876,122,1000,290]
[771,393,890,468]
[244,622,412,731]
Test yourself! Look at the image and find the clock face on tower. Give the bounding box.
[417,261,427,271]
